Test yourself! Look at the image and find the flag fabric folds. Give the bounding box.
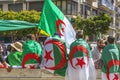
[65,38,96,80]
[40,35,67,76]
[0,20,37,31]
[101,44,119,80]
[38,0,76,49]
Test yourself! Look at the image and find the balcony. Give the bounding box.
[118,2,120,7]
[85,0,97,2]
[98,0,115,13]
[25,0,43,2]
[0,0,43,2]
[116,13,120,20]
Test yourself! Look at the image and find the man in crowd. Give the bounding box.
[101,36,119,80]
[6,41,22,66]
[0,52,11,72]
[91,39,105,69]
[66,30,96,80]
[21,34,42,66]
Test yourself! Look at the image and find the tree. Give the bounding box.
[75,13,112,36]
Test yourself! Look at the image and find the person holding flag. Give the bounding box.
[101,36,119,80]
[38,0,76,51]
[66,30,96,80]
[40,32,68,76]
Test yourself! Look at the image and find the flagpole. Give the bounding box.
[35,28,40,41]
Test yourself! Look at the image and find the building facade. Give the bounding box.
[0,0,120,41]
[0,0,44,11]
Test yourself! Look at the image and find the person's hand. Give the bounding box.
[6,66,12,72]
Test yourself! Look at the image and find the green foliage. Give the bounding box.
[0,10,40,23]
[75,13,112,36]
[0,10,41,37]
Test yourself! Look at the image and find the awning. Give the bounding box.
[0,20,38,31]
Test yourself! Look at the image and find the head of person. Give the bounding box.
[76,30,83,39]
[97,39,105,49]
[7,45,12,52]
[53,32,61,38]
[107,36,115,44]
[10,42,23,52]
[26,34,36,40]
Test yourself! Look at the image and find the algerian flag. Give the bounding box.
[101,44,119,80]
[40,37,67,76]
[38,0,76,50]
[65,39,96,80]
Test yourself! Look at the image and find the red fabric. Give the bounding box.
[0,63,5,68]
[75,58,86,68]
[106,60,120,80]
[56,20,66,36]
[22,53,41,68]
[69,45,89,69]
[44,50,53,63]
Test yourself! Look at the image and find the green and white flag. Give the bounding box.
[38,0,76,49]
[102,44,119,80]
[66,38,96,80]
[41,36,67,76]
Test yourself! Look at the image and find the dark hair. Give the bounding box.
[53,32,61,38]
[26,34,36,40]
[76,30,83,39]
[7,45,12,52]
[97,39,104,43]
[107,36,115,44]
[26,34,32,39]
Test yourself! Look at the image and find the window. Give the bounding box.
[72,1,77,15]
[67,1,72,15]
[53,0,57,5]
[53,0,67,14]
[85,5,91,17]
[75,2,77,15]
[56,1,61,10]
[0,5,2,11]
[29,1,43,11]
[62,1,66,14]
[8,3,23,12]
[98,0,102,4]
[72,2,75,15]
[92,9,97,16]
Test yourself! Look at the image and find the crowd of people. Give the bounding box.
[0,30,119,80]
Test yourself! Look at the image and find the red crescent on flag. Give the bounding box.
[69,45,89,69]
[22,53,41,68]
[44,39,67,70]
[56,20,66,36]
[106,60,120,80]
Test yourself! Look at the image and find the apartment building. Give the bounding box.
[0,0,97,17]
[0,0,120,40]
[116,0,120,40]
[0,0,44,11]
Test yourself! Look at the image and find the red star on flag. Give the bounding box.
[30,65,35,69]
[113,74,119,80]
[44,50,53,63]
[75,58,86,68]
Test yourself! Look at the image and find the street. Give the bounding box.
[0,69,101,80]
